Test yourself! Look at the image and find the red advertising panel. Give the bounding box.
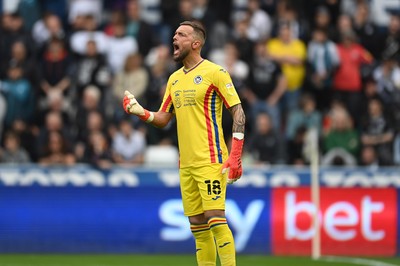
[272,188,397,256]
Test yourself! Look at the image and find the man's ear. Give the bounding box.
[192,40,201,49]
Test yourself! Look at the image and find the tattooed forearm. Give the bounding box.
[229,104,246,134]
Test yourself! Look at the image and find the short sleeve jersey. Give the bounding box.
[160,59,241,168]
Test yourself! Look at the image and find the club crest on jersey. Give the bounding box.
[194,75,203,84]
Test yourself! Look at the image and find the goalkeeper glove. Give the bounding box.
[123,90,154,123]
[222,133,244,184]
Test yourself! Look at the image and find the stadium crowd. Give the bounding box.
[0,0,399,168]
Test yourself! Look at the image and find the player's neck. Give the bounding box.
[182,54,204,72]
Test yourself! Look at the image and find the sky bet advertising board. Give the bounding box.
[0,165,399,255]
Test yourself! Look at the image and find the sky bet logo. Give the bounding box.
[159,199,265,252]
[272,188,397,256]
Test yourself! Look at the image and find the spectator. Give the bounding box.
[247,112,282,165]
[36,111,73,157]
[32,13,66,50]
[75,85,106,143]
[112,53,149,120]
[70,14,108,55]
[103,9,126,37]
[1,41,39,90]
[0,12,35,64]
[312,5,336,40]
[0,61,35,129]
[246,0,272,42]
[231,17,255,65]
[307,27,340,111]
[287,125,308,166]
[267,21,307,117]
[80,130,114,169]
[243,41,286,130]
[380,11,400,62]
[361,97,395,165]
[39,38,72,109]
[360,145,379,169]
[72,40,112,99]
[332,29,373,124]
[352,2,382,59]
[38,130,76,166]
[286,93,322,141]
[322,107,360,163]
[0,130,31,164]
[126,0,158,57]
[106,21,138,74]
[112,118,146,166]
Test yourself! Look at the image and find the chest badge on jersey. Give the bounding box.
[194,75,203,84]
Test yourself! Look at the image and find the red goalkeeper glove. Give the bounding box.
[222,133,244,184]
[123,90,154,122]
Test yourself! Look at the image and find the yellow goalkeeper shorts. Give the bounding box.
[180,164,227,217]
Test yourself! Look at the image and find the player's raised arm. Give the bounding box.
[122,90,173,128]
[222,103,246,184]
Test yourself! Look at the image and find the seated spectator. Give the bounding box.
[79,131,114,169]
[8,119,38,162]
[112,53,149,120]
[32,13,66,50]
[0,61,35,129]
[38,130,76,166]
[112,118,146,166]
[75,85,107,142]
[286,93,322,141]
[360,145,379,169]
[39,38,72,110]
[361,97,395,165]
[70,14,108,55]
[247,112,282,165]
[106,21,138,74]
[36,110,73,155]
[0,130,31,164]
[72,40,112,100]
[322,107,360,162]
[287,126,307,166]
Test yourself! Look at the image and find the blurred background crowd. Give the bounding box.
[0,0,399,169]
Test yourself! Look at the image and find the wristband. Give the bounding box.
[139,109,154,123]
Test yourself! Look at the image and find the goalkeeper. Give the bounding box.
[123,21,245,266]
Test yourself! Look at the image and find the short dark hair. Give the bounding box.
[180,20,206,41]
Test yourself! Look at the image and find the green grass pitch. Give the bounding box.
[1,254,400,266]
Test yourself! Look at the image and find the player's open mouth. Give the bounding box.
[173,43,179,55]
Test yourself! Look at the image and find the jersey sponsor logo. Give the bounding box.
[174,90,182,108]
[271,188,397,256]
[219,68,227,73]
[172,80,179,86]
[194,75,203,84]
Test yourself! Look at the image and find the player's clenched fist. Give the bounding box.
[122,90,154,122]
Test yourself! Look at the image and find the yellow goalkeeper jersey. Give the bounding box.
[160,59,241,168]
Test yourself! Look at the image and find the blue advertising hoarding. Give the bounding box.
[0,184,271,253]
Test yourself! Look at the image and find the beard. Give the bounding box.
[173,48,190,62]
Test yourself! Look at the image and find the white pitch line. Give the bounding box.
[320,256,399,266]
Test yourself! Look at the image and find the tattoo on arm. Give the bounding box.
[229,104,246,134]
